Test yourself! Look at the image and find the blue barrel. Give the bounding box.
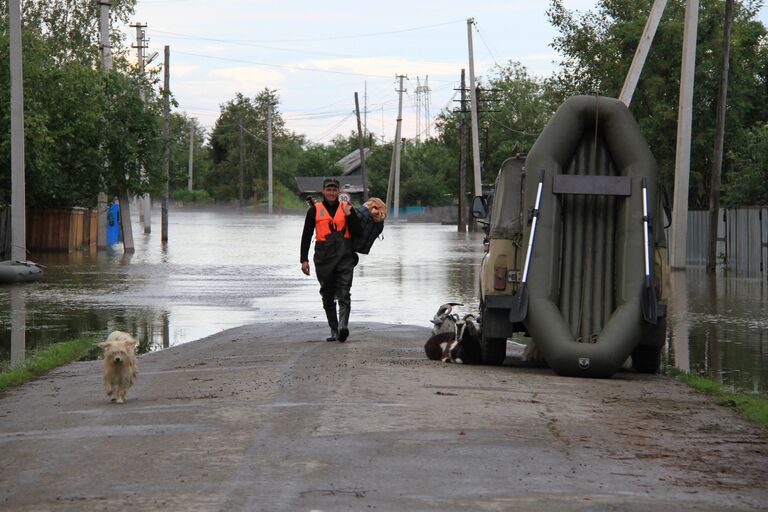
[106,203,120,245]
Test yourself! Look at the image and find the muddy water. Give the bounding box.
[1,209,766,393]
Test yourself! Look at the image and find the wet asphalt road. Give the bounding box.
[1,321,767,511]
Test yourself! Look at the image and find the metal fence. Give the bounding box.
[686,208,768,276]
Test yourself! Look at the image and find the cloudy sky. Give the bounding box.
[120,0,768,144]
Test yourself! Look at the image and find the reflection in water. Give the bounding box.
[667,269,690,372]
[10,287,25,366]
[2,209,767,393]
[680,267,768,393]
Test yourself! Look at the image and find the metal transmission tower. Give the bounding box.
[413,76,432,140]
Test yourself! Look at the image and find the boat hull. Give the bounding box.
[522,96,662,377]
[0,260,44,284]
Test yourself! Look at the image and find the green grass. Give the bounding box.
[668,368,768,428]
[0,337,99,392]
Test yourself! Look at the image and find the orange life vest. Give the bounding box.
[314,201,351,240]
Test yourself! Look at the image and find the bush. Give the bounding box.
[171,188,211,205]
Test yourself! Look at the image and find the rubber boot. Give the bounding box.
[324,303,339,342]
[337,301,350,342]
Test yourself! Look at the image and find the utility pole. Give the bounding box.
[131,22,151,233]
[161,45,170,243]
[364,81,368,136]
[619,0,668,107]
[188,122,194,192]
[466,18,482,198]
[9,0,25,263]
[670,0,699,269]
[238,121,245,209]
[457,69,468,232]
[97,0,111,250]
[267,107,273,214]
[392,74,406,221]
[354,92,368,201]
[707,0,733,274]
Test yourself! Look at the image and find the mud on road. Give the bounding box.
[1,322,766,511]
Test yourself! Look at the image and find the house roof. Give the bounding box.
[294,148,371,195]
[295,175,366,195]
[337,148,371,175]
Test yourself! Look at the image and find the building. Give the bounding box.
[294,148,371,202]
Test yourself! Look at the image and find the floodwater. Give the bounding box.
[1,208,767,394]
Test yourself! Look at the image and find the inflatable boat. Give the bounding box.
[477,95,667,377]
[523,96,664,377]
[0,260,43,284]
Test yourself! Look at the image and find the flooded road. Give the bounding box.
[1,208,767,393]
[0,209,483,361]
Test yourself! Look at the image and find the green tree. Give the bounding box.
[434,61,557,191]
[547,0,768,207]
[721,123,768,206]
[167,113,211,194]
[206,89,288,203]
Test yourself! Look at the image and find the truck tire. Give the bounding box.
[481,332,507,366]
[631,345,662,374]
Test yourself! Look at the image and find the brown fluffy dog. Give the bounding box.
[364,197,387,222]
[99,331,138,403]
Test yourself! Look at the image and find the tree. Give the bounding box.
[167,113,211,194]
[546,0,768,207]
[721,123,768,206]
[434,61,557,190]
[206,89,288,203]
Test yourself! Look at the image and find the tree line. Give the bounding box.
[1,0,767,212]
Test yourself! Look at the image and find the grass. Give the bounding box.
[668,367,768,428]
[0,337,99,392]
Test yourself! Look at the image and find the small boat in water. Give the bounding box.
[0,260,43,284]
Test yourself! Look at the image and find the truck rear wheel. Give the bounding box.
[480,332,507,366]
[631,345,662,374]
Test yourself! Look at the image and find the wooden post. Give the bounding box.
[670,0,699,270]
[707,0,733,274]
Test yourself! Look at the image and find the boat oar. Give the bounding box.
[641,177,658,324]
[509,169,545,323]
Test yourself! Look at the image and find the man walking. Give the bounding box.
[300,178,361,342]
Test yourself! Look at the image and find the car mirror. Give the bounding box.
[471,196,488,220]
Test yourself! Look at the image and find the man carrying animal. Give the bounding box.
[300,177,362,342]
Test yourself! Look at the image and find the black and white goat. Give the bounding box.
[424,313,482,364]
[429,302,462,337]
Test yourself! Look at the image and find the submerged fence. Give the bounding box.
[686,208,768,276]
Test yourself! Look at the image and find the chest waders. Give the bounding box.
[314,231,356,341]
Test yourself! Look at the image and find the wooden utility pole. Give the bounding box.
[458,69,468,232]
[9,0,25,262]
[392,74,406,220]
[466,18,482,198]
[670,0,699,269]
[97,0,111,250]
[132,22,151,234]
[267,107,273,214]
[707,0,734,274]
[619,0,668,107]
[188,123,194,191]
[238,121,245,209]
[354,92,369,202]
[161,45,170,243]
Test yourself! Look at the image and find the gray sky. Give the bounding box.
[122,1,768,144]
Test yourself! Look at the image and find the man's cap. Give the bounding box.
[322,177,340,189]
